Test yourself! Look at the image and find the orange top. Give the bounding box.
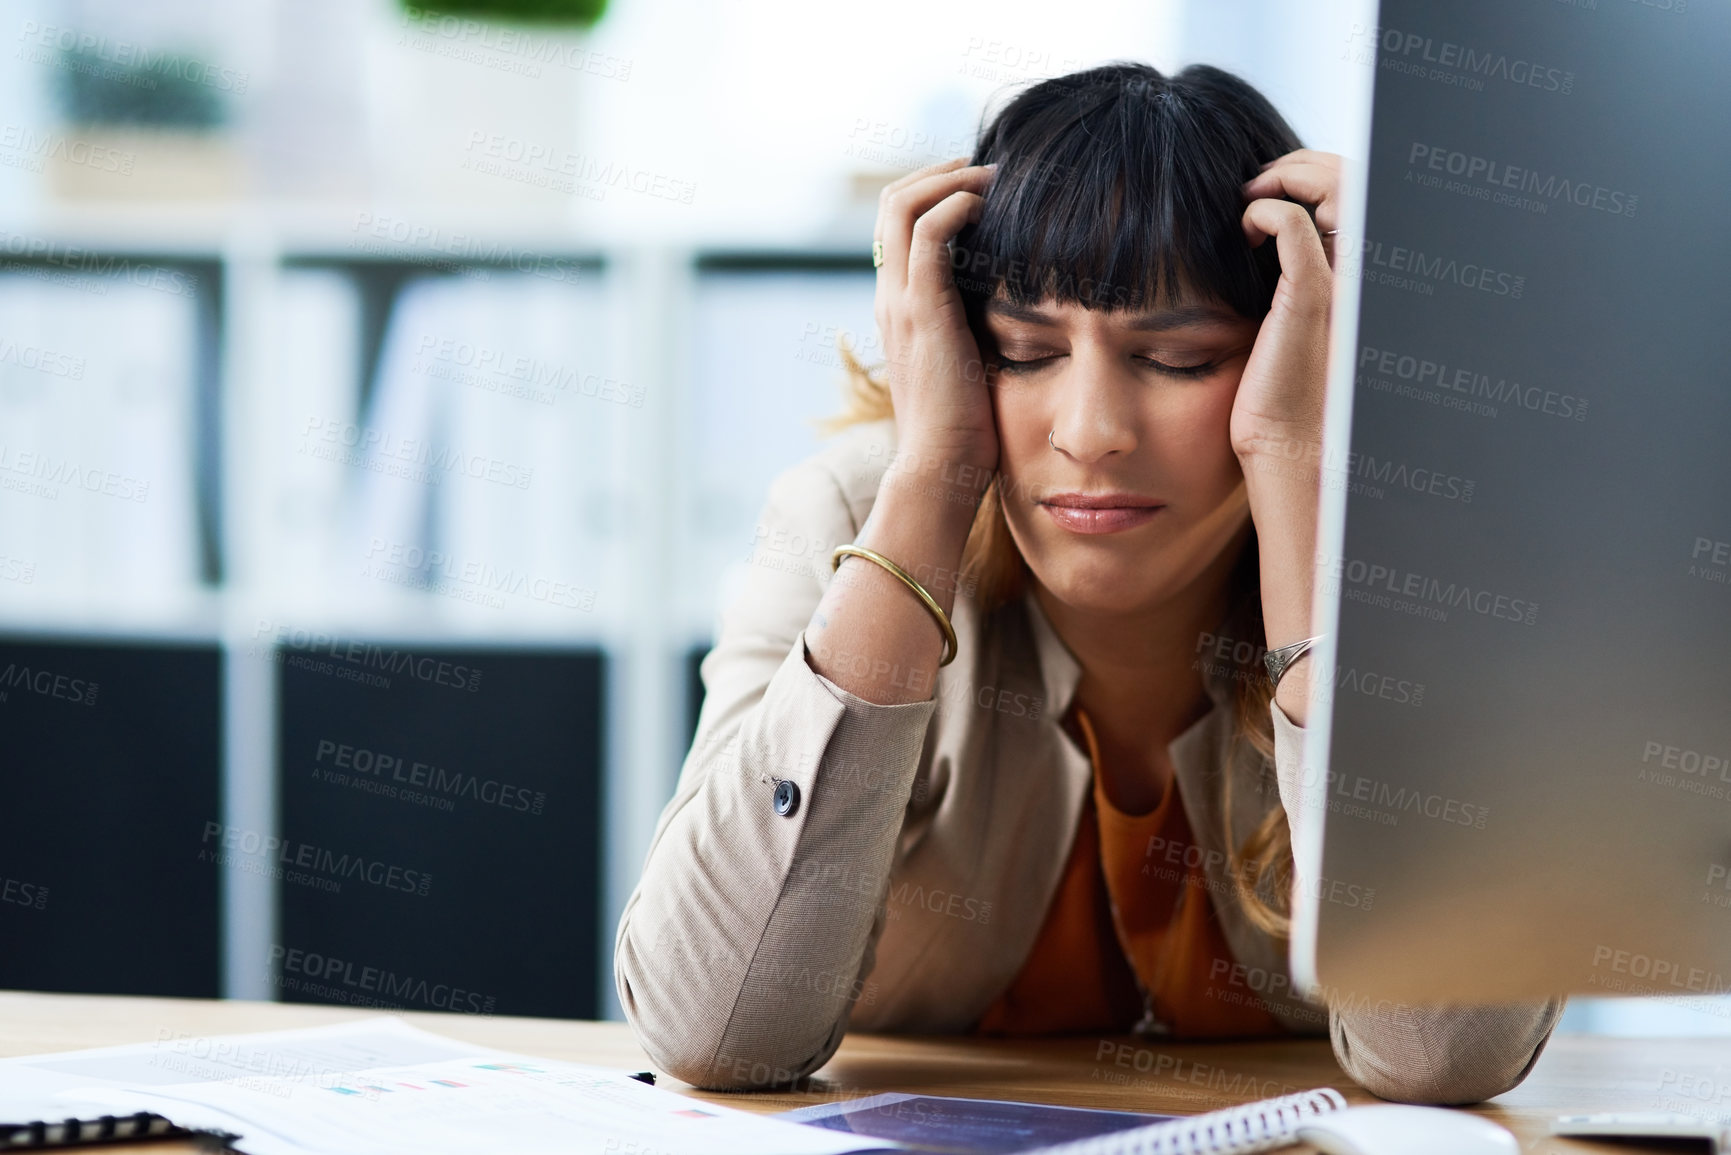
[974,702,1284,1038]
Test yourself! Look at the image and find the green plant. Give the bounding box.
[400,0,608,27]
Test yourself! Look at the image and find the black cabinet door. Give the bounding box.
[0,638,222,997]
[275,643,603,1019]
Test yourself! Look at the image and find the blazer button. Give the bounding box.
[772,779,801,817]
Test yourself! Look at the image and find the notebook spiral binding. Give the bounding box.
[1,1113,174,1149]
[1030,1088,1349,1155]
[0,1112,239,1150]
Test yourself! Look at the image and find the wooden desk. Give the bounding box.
[0,991,1710,1154]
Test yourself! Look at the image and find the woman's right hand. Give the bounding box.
[872,158,1001,478]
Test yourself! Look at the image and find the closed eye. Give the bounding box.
[992,353,1220,378]
[993,354,1059,374]
[1136,356,1218,379]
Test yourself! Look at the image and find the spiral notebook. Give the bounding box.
[1028,1089,1348,1155]
[781,1087,1349,1155]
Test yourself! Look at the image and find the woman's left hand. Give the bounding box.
[1229,149,1342,461]
[1230,149,1345,726]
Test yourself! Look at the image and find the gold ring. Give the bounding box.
[872,240,885,268]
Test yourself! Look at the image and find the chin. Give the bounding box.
[1024,548,1177,616]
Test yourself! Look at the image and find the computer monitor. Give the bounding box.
[1292,0,1731,1004]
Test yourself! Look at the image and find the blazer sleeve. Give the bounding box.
[614,451,938,1091]
[1270,700,1565,1105]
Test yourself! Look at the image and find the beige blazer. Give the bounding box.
[615,417,1563,1104]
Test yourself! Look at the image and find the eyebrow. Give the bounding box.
[983,299,1239,331]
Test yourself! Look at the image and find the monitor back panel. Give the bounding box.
[1314,0,1731,1002]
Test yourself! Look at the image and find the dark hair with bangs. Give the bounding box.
[952,61,1302,354]
[824,60,1309,941]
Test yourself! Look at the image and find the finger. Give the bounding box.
[1242,198,1331,314]
[876,158,971,323]
[1257,148,1343,173]
[1241,161,1337,204]
[878,164,995,292]
[909,189,986,307]
[1241,163,1339,234]
[873,157,972,243]
[873,164,984,348]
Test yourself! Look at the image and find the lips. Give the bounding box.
[1039,492,1164,535]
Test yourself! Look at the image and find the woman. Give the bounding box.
[615,62,1563,1104]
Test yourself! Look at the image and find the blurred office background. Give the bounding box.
[0,0,1715,1034]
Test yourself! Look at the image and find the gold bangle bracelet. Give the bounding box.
[829,544,958,667]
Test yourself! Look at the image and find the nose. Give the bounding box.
[1048,350,1139,464]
